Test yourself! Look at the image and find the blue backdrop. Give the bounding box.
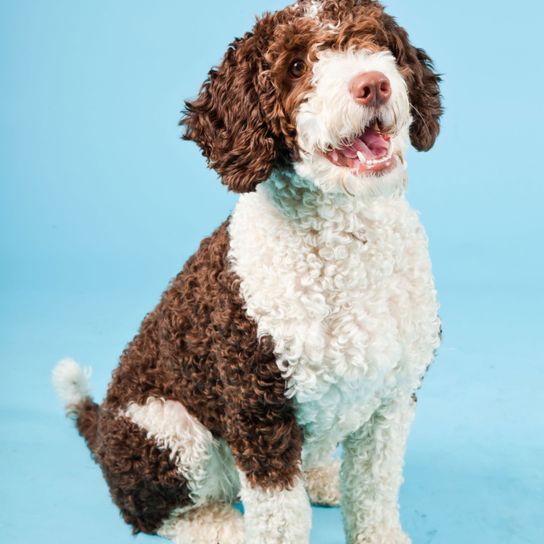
[1,1,542,543]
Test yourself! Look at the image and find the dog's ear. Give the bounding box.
[383,15,443,151]
[181,34,277,193]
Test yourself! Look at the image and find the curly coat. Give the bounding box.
[54,1,442,541]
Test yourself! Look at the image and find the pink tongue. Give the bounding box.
[340,128,389,160]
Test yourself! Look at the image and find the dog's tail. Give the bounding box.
[52,358,99,452]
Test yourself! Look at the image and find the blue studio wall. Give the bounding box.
[1,1,542,543]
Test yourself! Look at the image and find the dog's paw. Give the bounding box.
[161,503,244,544]
[350,526,411,544]
[304,459,341,506]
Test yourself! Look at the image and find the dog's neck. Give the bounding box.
[260,169,408,226]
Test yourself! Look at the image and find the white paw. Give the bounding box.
[213,506,244,544]
[351,526,411,544]
[161,503,245,544]
[304,459,341,506]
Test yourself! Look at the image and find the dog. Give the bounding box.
[53,1,442,542]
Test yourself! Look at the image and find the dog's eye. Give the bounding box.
[289,59,306,78]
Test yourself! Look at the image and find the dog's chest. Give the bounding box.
[229,181,440,457]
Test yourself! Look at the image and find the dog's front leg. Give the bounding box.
[341,396,416,544]
[222,357,311,543]
[238,470,311,544]
[231,423,312,544]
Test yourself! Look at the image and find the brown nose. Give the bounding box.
[349,71,392,106]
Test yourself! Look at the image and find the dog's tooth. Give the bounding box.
[357,151,366,163]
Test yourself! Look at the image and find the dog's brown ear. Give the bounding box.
[382,14,443,151]
[181,34,276,193]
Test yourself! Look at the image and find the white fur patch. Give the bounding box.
[229,172,441,468]
[52,358,92,416]
[295,49,412,197]
[158,502,244,544]
[304,459,341,506]
[238,471,312,544]
[124,398,239,506]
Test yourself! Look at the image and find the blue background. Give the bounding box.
[1,1,542,542]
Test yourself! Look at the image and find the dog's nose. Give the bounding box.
[349,71,392,107]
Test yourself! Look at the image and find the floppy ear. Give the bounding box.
[181,34,277,193]
[382,14,443,151]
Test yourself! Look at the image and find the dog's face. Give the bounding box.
[182,0,442,195]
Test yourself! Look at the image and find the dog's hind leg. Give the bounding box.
[304,458,341,507]
[301,441,341,506]
[89,397,241,540]
[158,502,244,544]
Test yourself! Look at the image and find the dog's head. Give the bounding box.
[182,0,442,195]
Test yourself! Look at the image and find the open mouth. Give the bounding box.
[323,119,396,175]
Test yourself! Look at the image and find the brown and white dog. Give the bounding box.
[53,1,442,543]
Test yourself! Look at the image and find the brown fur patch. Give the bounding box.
[91,411,192,534]
[181,33,278,193]
[101,221,302,491]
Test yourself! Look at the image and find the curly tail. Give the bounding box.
[52,358,99,452]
